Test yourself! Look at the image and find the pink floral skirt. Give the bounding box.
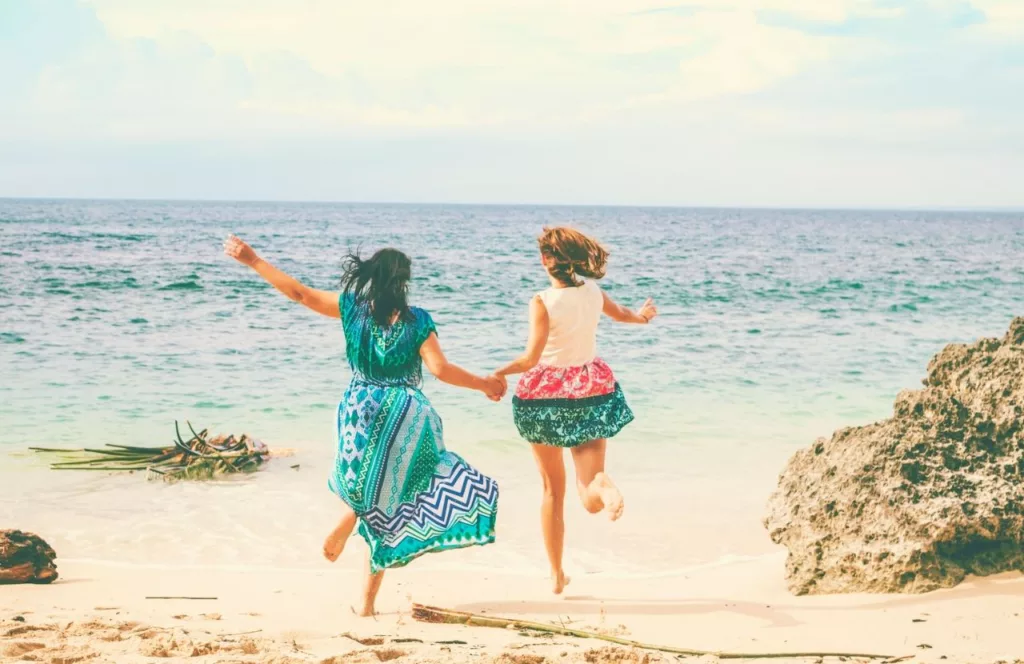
[512,358,633,448]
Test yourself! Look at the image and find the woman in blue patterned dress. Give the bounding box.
[224,235,503,616]
[493,227,657,594]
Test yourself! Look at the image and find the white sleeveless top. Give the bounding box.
[537,280,603,368]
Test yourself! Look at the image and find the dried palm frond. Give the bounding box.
[30,421,271,481]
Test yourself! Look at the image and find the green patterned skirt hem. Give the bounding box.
[358,510,497,573]
[512,383,634,448]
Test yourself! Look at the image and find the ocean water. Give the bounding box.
[3,199,1024,576]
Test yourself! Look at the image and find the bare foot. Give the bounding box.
[352,605,377,618]
[322,525,348,562]
[552,569,571,595]
[593,472,624,521]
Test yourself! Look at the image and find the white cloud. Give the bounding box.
[970,0,1024,36]
[741,107,966,138]
[86,0,877,71]
[754,0,860,22]
[2,0,1017,143]
[675,10,834,99]
[72,0,869,134]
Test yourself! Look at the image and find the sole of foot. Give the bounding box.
[594,472,624,521]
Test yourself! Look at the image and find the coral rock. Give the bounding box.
[764,318,1024,594]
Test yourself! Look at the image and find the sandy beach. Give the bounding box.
[4,553,1023,663]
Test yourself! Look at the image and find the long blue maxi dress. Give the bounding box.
[328,294,498,572]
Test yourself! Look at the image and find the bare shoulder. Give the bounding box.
[529,293,548,316]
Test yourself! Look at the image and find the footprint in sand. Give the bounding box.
[138,633,220,658]
[3,624,49,638]
[322,649,408,664]
[1,641,47,658]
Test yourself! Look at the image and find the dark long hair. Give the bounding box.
[340,248,412,327]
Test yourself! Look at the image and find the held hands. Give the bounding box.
[638,297,658,324]
[482,374,507,402]
[223,234,260,267]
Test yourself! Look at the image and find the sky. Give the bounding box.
[1,0,1023,208]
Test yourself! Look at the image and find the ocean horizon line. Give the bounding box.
[1,195,1022,215]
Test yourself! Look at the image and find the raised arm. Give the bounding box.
[494,295,550,378]
[420,333,505,399]
[602,291,657,325]
[223,234,341,318]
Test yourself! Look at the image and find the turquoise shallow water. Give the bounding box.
[3,199,1024,573]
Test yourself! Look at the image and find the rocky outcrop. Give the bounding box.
[764,318,1024,595]
[0,530,58,584]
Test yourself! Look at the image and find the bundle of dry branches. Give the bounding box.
[31,421,270,481]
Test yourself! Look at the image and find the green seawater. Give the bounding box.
[2,200,1023,573]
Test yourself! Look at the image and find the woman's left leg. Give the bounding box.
[570,438,624,521]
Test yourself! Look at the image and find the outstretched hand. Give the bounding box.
[223,234,260,267]
[638,297,658,323]
[483,374,507,402]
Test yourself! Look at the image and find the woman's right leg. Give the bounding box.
[323,501,358,562]
[530,443,570,594]
[357,549,385,617]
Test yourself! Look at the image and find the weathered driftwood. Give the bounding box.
[411,604,902,661]
[30,421,270,481]
[0,530,58,585]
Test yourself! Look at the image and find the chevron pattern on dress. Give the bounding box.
[376,499,497,545]
[361,459,498,534]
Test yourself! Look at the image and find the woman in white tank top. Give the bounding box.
[494,227,658,595]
